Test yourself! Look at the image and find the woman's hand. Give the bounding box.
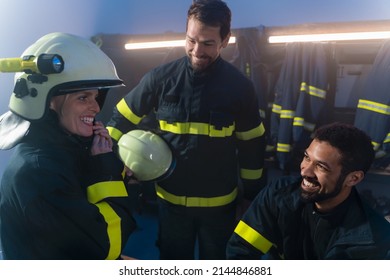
[90,121,113,155]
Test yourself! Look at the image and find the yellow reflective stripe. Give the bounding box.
[87,181,128,204]
[236,122,265,141]
[117,99,144,124]
[159,120,234,137]
[95,201,122,260]
[240,168,263,180]
[277,143,291,153]
[293,117,315,131]
[209,125,234,137]
[156,185,238,207]
[384,133,390,144]
[280,110,295,119]
[293,117,304,126]
[160,121,207,135]
[107,126,123,142]
[372,141,381,151]
[272,104,281,114]
[357,99,390,115]
[300,82,327,99]
[234,220,273,254]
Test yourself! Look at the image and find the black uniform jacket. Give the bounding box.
[108,56,266,207]
[0,112,135,259]
[227,176,390,259]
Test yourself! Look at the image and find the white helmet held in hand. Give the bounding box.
[118,130,176,182]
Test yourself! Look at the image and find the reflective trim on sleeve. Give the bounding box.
[236,122,265,141]
[272,104,281,114]
[300,82,327,99]
[107,126,123,142]
[280,110,295,119]
[240,168,263,180]
[159,120,235,137]
[234,220,273,254]
[384,133,390,144]
[87,181,128,204]
[372,141,381,151]
[95,201,122,260]
[117,98,144,124]
[293,117,315,132]
[293,117,304,126]
[357,99,390,115]
[277,142,291,153]
[156,185,238,207]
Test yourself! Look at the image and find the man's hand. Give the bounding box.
[124,166,140,185]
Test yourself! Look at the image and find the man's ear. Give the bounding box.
[345,170,365,187]
[221,32,231,48]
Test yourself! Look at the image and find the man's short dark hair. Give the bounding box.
[313,122,375,174]
[187,0,231,40]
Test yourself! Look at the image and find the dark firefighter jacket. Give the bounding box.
[0,111,136,259]
[227,176,390,260]
[354,39,390,152]
[107,56,266,207]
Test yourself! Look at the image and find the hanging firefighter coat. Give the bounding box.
[270,42,331,171]
[354,39,390,153]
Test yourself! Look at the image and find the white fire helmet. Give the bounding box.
[117,130,176,182]
[0,32,123,150]
[9,32,123,121]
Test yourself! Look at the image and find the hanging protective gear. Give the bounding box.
[9,32,123,121]
[117,130,175,182]
[0,32,123,150]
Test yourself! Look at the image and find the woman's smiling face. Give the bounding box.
[50,89,100,137]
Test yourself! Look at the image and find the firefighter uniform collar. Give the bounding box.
[186,56,222,78]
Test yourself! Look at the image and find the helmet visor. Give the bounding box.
[56,79,124,94]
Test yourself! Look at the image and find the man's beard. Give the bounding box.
[190,55,212,72]
[300,173,346,203]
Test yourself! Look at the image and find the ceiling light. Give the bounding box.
[125,37,236,50]
[268,31,390,43]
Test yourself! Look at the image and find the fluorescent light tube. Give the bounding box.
[268,31,390,43]
[125,37,236,50]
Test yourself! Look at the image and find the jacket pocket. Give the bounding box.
[156,102,187,123]
[210,111,234,130]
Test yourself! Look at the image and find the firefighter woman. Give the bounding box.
[0,32,136,259]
